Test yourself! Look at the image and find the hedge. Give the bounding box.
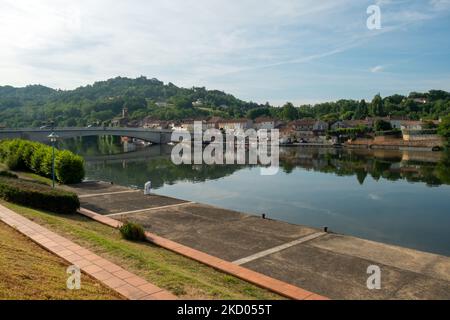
[0,139,85,184]
[0,177,80,214]
[55,150,85,184]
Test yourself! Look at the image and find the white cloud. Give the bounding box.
[0,0,358,89]
[430,0,450,10]
[370,65,385,73]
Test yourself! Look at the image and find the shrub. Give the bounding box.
[40,150,54,178]
[0,140,12,161]
[55,150,85,184]
[30,145,49,175]
[374,120,392,132]
[5,152,22,170]
[0,177,80,214]
[119,221,146,241]
[0,139,85,184]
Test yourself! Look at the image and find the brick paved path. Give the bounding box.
[0,204,176,300]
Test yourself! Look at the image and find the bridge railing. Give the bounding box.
[0,127,174,133]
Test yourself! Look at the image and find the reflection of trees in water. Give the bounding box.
[78,140,450,188]
[86,158,250,189]
[279,148,450,187]
[58,136,123,156]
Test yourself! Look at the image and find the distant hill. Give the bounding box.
[0,76,263,127]
[0,76,449,128]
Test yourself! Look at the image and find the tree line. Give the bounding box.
[0,77,449,128]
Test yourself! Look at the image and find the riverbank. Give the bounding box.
[344,136,444,151]
[0,200,283,300]
[0,215,122,300]
[280,141,443,152]
[64,181,450,300]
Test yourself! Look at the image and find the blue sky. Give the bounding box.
[0,0,449,105]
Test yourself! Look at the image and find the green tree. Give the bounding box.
[437,115,450,143]
[370,94,384,116]
[340,111,354,120]
[246,107,271,120]
[280,102,298,121]
[353,99,368,119]
[374,119,392,132]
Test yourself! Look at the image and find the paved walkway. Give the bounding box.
[80,207,328,300]
[0,204,176,300]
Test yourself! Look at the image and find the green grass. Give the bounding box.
[0,162,53,186]
[1,201,283,300]
[0,221,122,300]
[18,171,54,185]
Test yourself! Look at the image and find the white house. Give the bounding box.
[253,117,276,130]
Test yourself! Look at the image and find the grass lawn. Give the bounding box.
[0,164,54,186]
[0,221,122,300]
[1,201,283,300]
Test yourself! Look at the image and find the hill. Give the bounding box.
[0,76,449,127]
[0,77,262,127]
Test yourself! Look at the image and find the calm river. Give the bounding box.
[61,137,450,256]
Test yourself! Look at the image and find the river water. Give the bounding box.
[61,137,450,256]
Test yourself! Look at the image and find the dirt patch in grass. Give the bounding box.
[1,201,283,300]
[0,221,122,300]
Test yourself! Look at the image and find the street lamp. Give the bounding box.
[48,132,59,188]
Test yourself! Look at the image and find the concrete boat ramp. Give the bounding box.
[64,181,450,300]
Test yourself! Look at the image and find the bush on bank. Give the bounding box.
[55,150,86,184]
[119,221,146,241]
[0,139,85,184]
[0,177,80,214]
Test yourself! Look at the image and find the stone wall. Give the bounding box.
[345,136,444,150]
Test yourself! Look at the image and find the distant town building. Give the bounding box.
[172,119,206,133]
[412,98,428,104]
[217,119,253,132]
[142,118,170,130]
[290,119,316,132]
[205,117,223,130]
[313,120,329,132]
[192,99,204,107]
[400,121,424,131]
[253,117,276,130]
[331,119,370,130]
[111,106,129,127]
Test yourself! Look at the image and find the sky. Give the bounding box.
[0,0,450,105]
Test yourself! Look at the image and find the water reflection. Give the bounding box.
[62,136,450,189]
[279,148,450,187]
